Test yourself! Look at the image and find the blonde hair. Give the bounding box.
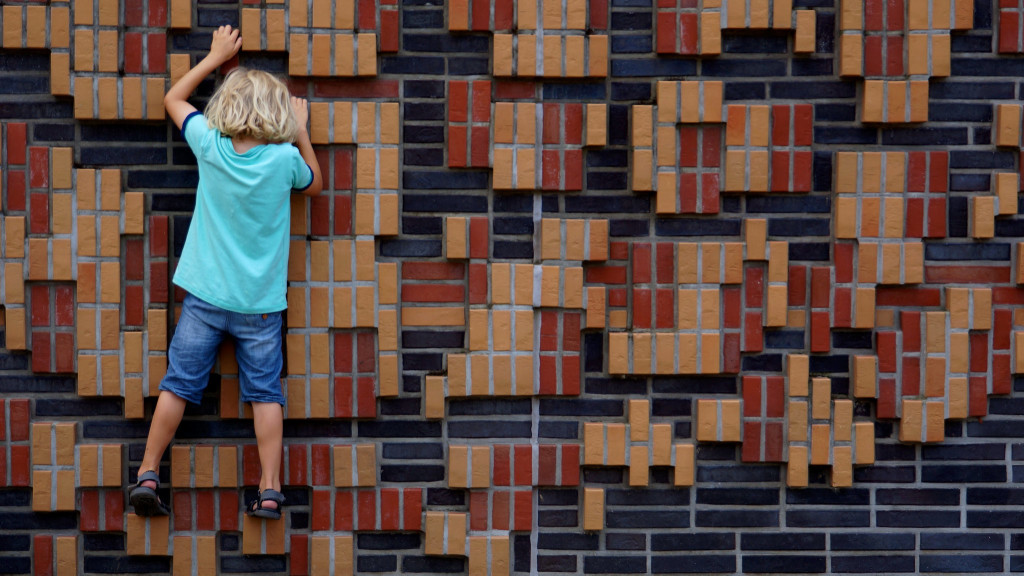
[204,68,299,143]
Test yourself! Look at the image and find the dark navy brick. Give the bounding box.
[652,533,734,551]
[401,216,443,235]
[705,58,787,77]
[724,82,767,100]
[697,488,779,506]
[565,195,650,213]
[446,420,532,438]
[771,81,855,99]
[585,376,648,395]
[540,399,624,417]
[651,556,737,573]
[786,488,870,506]
[742,555,826,573]
[609,219,650,237]
[401,330,464,348]
[611,81,652,101]
[919,555,1003,573]
[402,34,489,53]
[610,12,652,30]
[81,146,166,165]
[746,195,831,213]
[952,58,1024,76]
[695,510,778,527]
[0,511,79,530]
[947,195,970,237]
[381,442,443,459]
[358,556,398,572]
[0,53,51,71]
[585,171,629,190]
[378,463,446,482]
[922,465,1007,483]
[830,533,916,551]
[379,239,442,257]
[358,533,422,550]
[536,555,576,571]
[831,331,873,349]
[380,56,446,75]
[808,354,850,374]
[815,127,879,144]
[403,192,488,211]
[741,533,825,550]
[815,103,856,121]
[792,58,834,76]
[785,510,871,527]
[538,533,600,550]
[876,488,960,506]
[404,171,489,191]
[582,556,647,573]
[611,58,696,77]
[401,556,465,573]
[357,420,441,438]
[925,241,1011,260]
[34,398,122,416]
[587,150,629,168]
[653,376,737,395]
[922,443,1006,460]
[539,420,578,439]
[606,489,690,506]
[967,510,1024,528]
[449,57,489,75]
[931,81,1015,100]
[493,216,533,234]
[655,218,742,236]
[831,556,916,573]
[950,150,1014,169]
[650,398,691,417]
[33,122,75,142]
[402,9,444,28]
[82,124,167,142]
[403,102,445,121]
[767,218,830,237]
[882,127,970,146]
[611,35,654,53]
[877,510,961,528]
[606,533,646,551]
[921,532,1006,550]
[403,124,444,143]
[0,534,29,551]
[538,509,578,526]
[723,35,789,53]
[543,83,607,100]
[761,330,805,350]
[448,399,530,416]
[0,102,73,119]
[492,240,532,259]
[83,557,172,573]
[931,103,994,123]
[404,80,445,98]
[789,242,832,261]
[742,354,783,372]
[426,488,465,506]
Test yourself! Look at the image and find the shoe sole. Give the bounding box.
[130,488,168,517]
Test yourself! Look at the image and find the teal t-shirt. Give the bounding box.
[175,111,313,314]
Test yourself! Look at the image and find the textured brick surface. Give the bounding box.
[3,0,1024,574]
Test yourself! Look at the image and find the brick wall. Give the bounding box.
[2,0,1024,573]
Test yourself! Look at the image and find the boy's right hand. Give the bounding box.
[209,25,242,65]
[291,96,309,134]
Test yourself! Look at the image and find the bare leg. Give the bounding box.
[137,390,188,487]
[252,402,283,510]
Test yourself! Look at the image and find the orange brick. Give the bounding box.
[839,33,862,77]
[424,512,445,555]
[909,80,929,122]
[700,242,721,283]
[972,196,995,239]
[925,401,946,442]
[2,6,22,48]
[787,354,809,396]
[170,0,191,28]
[447,513,467,555]
[854,287,875,328]
[701,12,722,54]
[810,423,830,465]
[832,445,853,487]
[851,355,877,398]
[899,399,923,442]
[544,35,563,77]
[787,445,808,487]
[583,487,604,531]
[811,377,831,419]
[794,10,816,52]
[629,445,649,486]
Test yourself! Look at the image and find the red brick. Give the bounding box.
[196,490,215,531]
[492,490,510,530]
[908,151,927,192]
[288,443,307,486]
[335,333,353,372]
[562,355,581,395]
[723,286,742,328]
[357,490,376,530]
[125,0,144,26]
[334,150,354,194]
[314,80,400,99]
[542,151,561,190]
[876,287,941,307]
[772,105,790,146]
[810,310,830,353]
[380,488,400,530]
[993,309,1012,350]
[633,243,652,284]
[380,9,399,51]
[30,192,49,234]
[878,378,897,419]
[902,356,921,396]
[471,126,490,167]
[335,377,353,418]
[148,0,167,25]
[901,311,921,352]
[865,0,883,29]
[469,217,488,259]
[927,198,947,237]
[494,81,537,100]
[656,289,674,329]
[312,489,331,530]
[310,196,330,236]
[55,333,74,373]
[743,311,763,352]
[0,403,4,441]
[539,355,557,395]
[80,491,99,531]
[810,266,830,307]
[888,0,904,29]
[8,123,26,164]
[105,491,125,532]
[564,149,583,191]
[969,376,989,417]
[764,422,784,462]
[742,422,761,462]
[590,0,608,28]
[994,287,1024,305]
[1000,12,1020,52]
[470,491,488,530]
[174,490,192,531]
[401,283,465,303]
[312,444,331,486]
[242,444,261,486]
[609,288,627,307]
[149,216,169,257]
[926,266,1010,284]
[449,126,468,168]
[7,170,26,211]
[929,152,948,193]
[11,445,30,485]
[402,262,464,280]
[215,490,236,531]
[493,445,510,485]
[469,262,488,304]
[124,33,142,73]
[834,287,851,327]
[877,331,898,372]
[290,535,309,576]
[34,534,53,576]
[357,377,376,417]
[788,265,807,306]
[358,0,375,28]
[125,285,144,326]
[32,332,52,372]
[404,488,422,530]
[514,490,532,530]
[906,198,924,237]
[10,399,30,441]
[538,445,556,485]
[514,445,532,486]
[766,376,785,417]
[31,285,49,326]
[357,333,375,372]
[745,267,764,308]
[793,151,812,191]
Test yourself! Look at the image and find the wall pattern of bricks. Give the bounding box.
[3,0,1024,573]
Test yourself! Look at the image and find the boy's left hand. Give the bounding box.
[209,25,242,65]
[290,96,310,134]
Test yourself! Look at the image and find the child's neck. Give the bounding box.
[232,135,268,154]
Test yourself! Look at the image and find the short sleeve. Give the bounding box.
[290,147,314,191]
[182,112,214,156]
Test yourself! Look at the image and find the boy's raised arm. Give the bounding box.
[290,96,324,196]
[164,25,243,130]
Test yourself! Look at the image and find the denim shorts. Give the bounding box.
[160,293,285,406]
